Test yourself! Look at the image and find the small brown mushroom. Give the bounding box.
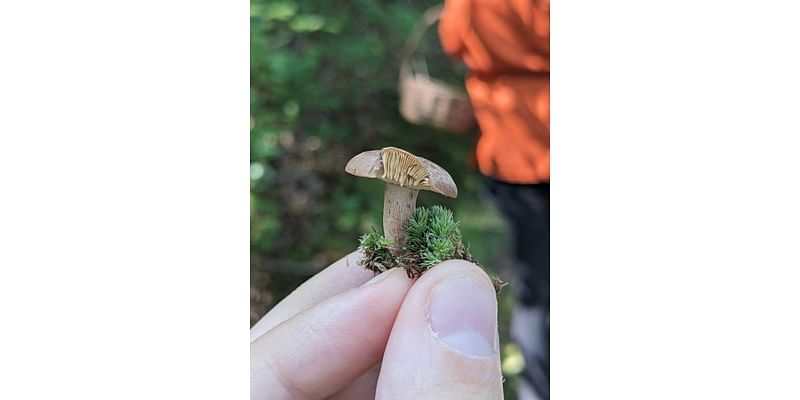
[346,147,457,254]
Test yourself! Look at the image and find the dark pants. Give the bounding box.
[488,179,549,400]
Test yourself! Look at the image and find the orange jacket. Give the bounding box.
[439,0,550,184]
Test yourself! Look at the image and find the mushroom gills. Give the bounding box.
[380,147,430,188]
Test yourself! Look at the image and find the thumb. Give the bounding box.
[376,260,503,400]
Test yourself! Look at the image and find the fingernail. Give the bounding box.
[429,277,498,357]
[361,268,395,287]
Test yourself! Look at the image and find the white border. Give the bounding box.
[0,0,249,398]
[552,0,800,398]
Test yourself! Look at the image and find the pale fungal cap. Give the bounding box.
[345,147,458,198]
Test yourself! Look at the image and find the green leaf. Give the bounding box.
[290,15,325,32]
[264,1,298,21]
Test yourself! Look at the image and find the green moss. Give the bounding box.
[358,206,503,293]
[359,230,394,273]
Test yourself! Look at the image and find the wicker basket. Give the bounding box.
[398,6,475,134]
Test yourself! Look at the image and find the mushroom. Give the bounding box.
[346,147,458,255]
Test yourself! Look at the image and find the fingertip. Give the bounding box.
[418,259,497,293]
[360,266,408,287]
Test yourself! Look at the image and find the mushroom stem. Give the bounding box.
[383,184,419,255]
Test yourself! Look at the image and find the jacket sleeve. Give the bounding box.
[438,0,470,59]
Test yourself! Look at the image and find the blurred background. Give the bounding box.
[250,0,524,397]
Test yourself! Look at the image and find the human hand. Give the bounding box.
[250,251,503,399]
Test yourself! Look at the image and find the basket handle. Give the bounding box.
[399,5,443,78]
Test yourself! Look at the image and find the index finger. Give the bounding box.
[250,250,375,342]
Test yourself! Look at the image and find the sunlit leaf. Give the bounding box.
[289,14,325,32]
[264,1,298,21]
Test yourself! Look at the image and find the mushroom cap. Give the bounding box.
[345,147,458,198]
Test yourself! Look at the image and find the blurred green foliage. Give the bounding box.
[250,0,479,265]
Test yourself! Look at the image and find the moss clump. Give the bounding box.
[359,205,503,291]
[359,230,394,273]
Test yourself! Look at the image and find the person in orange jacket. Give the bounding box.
[440,1,550,399]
